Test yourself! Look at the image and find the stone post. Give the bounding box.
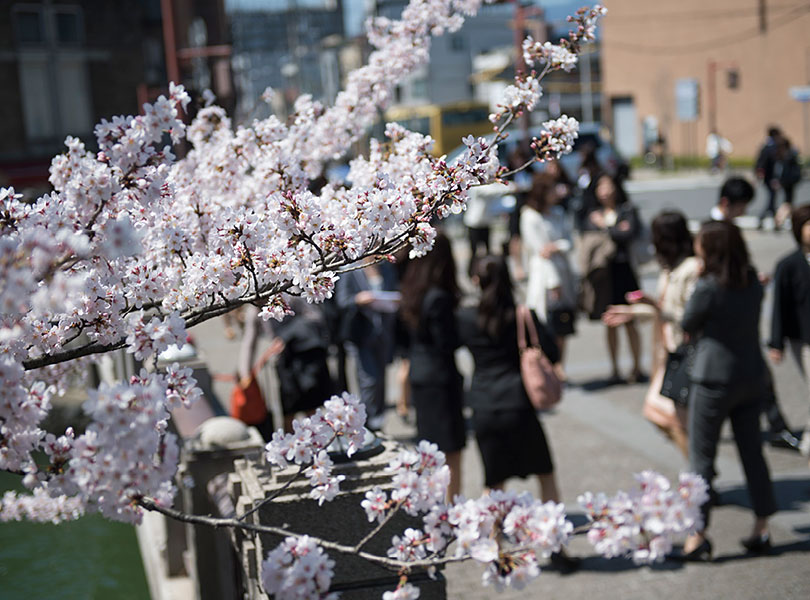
[225,436,447,599]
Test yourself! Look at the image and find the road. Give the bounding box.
[190,178,810,600]
[625,171,810,229]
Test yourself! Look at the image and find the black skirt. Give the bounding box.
[472,408,554,487]
[411,377,467,453]
[609,260,640,306]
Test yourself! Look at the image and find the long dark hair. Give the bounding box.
[399,231,459,329]
[525,172,555,213]
[651,211,693,270]
[473,255,515,339]
[596,173,630,207]
[697,220,751,288]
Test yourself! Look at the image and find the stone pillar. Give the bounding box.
[181,417,266,600]
[226,437,447,599]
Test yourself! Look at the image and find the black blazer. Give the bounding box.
[407,287,461,386]
[457,306,559,412]
[681,272,766,385]
[769,249,810,348]
[582,203,641,263]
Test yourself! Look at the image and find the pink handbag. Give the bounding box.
[517,305,562,410]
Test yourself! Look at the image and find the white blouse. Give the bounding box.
[520,205,576,319]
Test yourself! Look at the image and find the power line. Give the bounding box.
[605,3,810,55]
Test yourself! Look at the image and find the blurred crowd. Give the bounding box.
[225,135,809,568]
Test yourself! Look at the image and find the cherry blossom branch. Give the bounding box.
[138,495,517,573]
[353,498,407,553]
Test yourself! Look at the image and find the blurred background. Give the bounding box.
[3,0,806,194]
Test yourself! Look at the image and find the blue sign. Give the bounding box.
[790,86,810,103]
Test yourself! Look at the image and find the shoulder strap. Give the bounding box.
[516,305,540,349]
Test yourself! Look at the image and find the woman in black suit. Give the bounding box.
[679,220,777,560]
[400,232,466,499]
[457,255,562,497]
[457,256,578,572]
[583,173,645,383]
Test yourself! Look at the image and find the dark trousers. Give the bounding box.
[348,337,389,430]
[689,379,777,529]
[759,181,778,221]
[762,367,789,434]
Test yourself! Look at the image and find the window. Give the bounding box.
[55,9,82,45]
[13,8,45,45]
[12,3,91,142]
[450,34,465,52]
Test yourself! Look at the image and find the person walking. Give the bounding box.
[457,255,579,573]
[603,211,698,457]
[709,177,800,450]
[768,204,810,464]
[583,173,644,384]
[755,126,782,229]
[705,130,732,173]
[772,137,802,229]
[399,232,466,500]
[678,220,777,560]
[520,172,578,379]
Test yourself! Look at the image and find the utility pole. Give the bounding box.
[512,0,530,144]
[160,0,180,85]
[579,46,594,123]
[758,0,767,33]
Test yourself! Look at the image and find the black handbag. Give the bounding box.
[548,305,576,337]
[660,343,694,406]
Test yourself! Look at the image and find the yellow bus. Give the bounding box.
[384,101,493,157]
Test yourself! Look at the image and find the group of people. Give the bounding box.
[227,143,808,568]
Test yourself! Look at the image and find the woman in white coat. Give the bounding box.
[520,172,577,378]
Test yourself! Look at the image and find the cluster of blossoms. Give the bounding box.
[265,392,366,504]
[361,441,572,590]
[567,4,609,47]
[261,535,337,600]
[578,471,710,563]
[0,3,624,598]
[489,4,606,128]
[1,0,519,523]
[531,115,580,162]
[0,366,196,524]
[522,37,579,72]
[262,405,710,597]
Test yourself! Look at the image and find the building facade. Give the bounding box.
[0,0,165,188]
[601,0,810,159]
[228,0,344,122]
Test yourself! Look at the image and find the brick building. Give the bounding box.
[600,0,810,160]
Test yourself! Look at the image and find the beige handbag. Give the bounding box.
[517,305,562,410]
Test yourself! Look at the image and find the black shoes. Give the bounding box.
[769,429,801,451]
[549,551,581,575]
[627,371,650,385]
[673,538,713,562]
[740,533,772,554]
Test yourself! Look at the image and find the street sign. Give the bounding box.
[790,86,810,102]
